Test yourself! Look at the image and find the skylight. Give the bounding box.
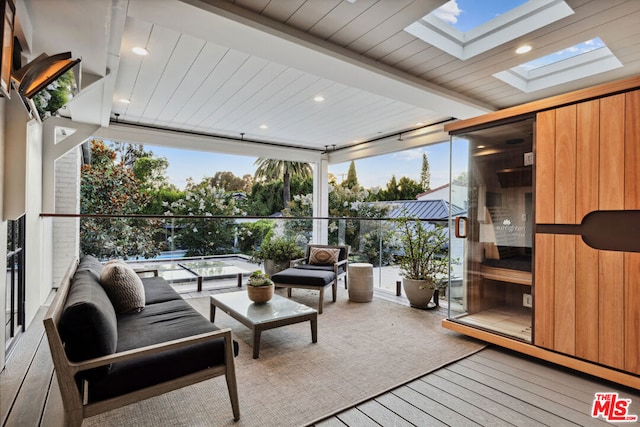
[405,0,574,60]
[517,38,605,70]
[493,38,623,92]
[433,0,528,33]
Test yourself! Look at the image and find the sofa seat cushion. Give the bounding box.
[271,268,335,287]
[142,276,183,304]
[87,299,237,402]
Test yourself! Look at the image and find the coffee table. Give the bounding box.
[210,291,318,359]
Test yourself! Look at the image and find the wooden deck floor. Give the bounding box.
[2,304,640,427]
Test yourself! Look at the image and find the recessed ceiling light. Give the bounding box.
[119,98,131,104]
[515,45,532,54]
[314,95,325,102]
[259,124,268,129]
[477,145,486,149]
[132,46,149,56]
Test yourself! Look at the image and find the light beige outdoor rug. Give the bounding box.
[84,287,484,427]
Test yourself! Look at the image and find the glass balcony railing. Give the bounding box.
[43,214,460,304]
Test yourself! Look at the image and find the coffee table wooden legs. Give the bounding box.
[251,316,318,359]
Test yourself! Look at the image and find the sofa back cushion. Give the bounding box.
[58,255,118,367]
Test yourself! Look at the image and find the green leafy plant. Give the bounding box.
[251,236,304,264]
[247,270,274,287]
[394,214,449,289]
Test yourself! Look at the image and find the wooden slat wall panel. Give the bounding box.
[536,110,556,223]
[574,100,600,362]
[552,105,577,355]
[534,110,556,349]
[553,235,576,355]
[534,234,554,349]
[554,105,577,224]
[624,89,640,374]
[598,94,625,370]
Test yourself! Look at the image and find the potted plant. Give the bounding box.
[246,270,275,303]
[394,214,449,309]
[251,236,305,277]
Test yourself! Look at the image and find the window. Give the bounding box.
[5,215,25,352]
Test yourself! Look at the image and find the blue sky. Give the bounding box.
[148,140,463,192]
[433,0,528,32]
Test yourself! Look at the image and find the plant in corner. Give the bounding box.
[394,214,449,309]
[246,270,275,303]
[251,236,305,277]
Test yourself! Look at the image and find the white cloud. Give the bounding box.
[393,148,424,161]
[433,0,463,25]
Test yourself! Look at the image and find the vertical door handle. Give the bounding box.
[454,216,468,238]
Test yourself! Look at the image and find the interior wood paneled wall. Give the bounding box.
[534,89,640,375]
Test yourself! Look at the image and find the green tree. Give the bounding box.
[80,139,162,259]
[247,175,312,216]
[397,176,423,200]
[342,161,359,189]
[132,156,170,190]
[253,158,312,209]
[420,152,431,191]
[383,175,399,200]
[210,171,252,192]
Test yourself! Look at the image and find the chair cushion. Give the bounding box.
[59,256,117,374]
[295,264,346,276]
[88,299,238,402]
[100,261,146,313]
[272,268,335,287]
[309,247,340,265]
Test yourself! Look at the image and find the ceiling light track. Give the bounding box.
[107,119,324,152]
[332,117,456,153]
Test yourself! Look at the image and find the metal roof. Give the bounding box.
[380,199,465,221]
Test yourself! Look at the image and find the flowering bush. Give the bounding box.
[164,177,246,256]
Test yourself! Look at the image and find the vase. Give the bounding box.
[247,284,274,303]
[402,278,435,309]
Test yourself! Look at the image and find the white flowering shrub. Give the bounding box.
[165,178,247,256]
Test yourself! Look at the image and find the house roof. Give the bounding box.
[381,199,465,221]
[415,183,450,199]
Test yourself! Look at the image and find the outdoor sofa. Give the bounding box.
[43,255,240,426]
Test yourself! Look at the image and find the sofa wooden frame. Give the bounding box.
[43,258,240,426]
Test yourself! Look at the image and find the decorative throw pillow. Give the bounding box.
[309,247,340,266]
[99,261,145,313]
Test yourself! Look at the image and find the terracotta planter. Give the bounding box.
[402,278,435,309]
[247,284,274,303]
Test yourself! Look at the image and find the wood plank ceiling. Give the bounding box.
[21,0,640,153]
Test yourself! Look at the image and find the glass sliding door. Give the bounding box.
[447,118,534,342]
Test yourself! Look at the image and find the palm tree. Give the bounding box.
[253,158,312,209]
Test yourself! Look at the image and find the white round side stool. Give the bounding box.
[348,263,373,302]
